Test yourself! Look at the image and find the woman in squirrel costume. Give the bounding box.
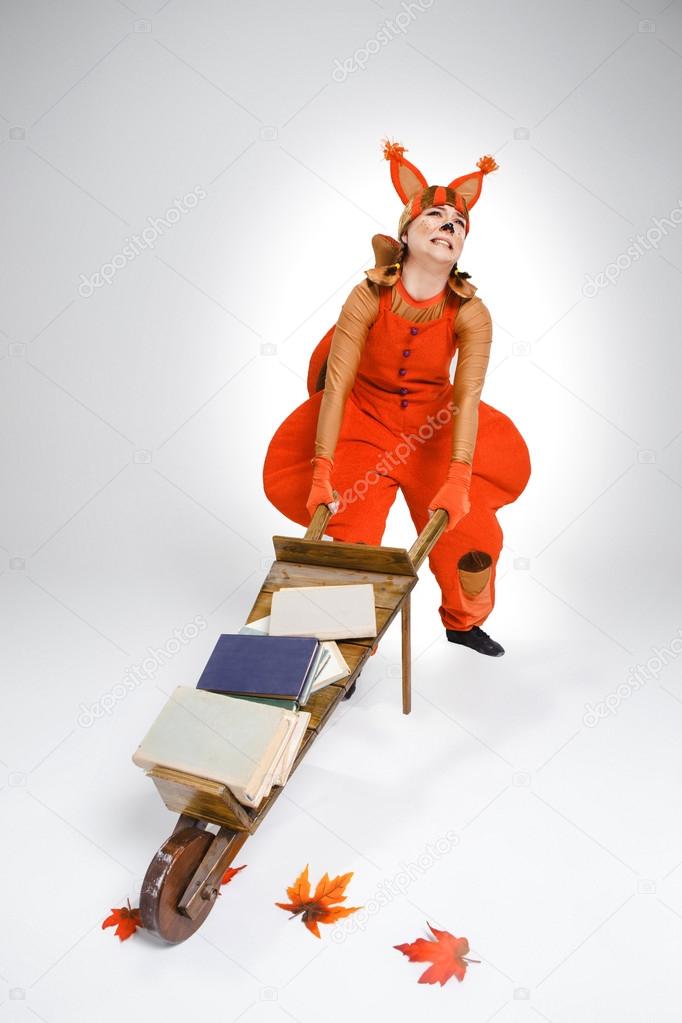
[263,139,531,657]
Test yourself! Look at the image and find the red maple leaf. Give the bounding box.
[394,922,480,986]
[275,864,362,938]
[101,899,143,941]
[218,864,246,893]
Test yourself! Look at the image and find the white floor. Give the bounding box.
[3,482,682,1022]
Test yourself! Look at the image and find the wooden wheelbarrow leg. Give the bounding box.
[303,504,449,716]
[401,592,411,715]
[400,510,449,715]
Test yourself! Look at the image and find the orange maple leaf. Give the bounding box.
[101,899,143,941]
[394,922,480,986]
[275,864,362,938]
[219,864,246,892]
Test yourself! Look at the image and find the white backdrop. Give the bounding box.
[2,0,682,1020]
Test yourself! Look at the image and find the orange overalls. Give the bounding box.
[263,284,531,631]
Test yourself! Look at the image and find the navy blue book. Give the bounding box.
[196,634,321,705]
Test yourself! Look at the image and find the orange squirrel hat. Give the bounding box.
[381,138,499,240]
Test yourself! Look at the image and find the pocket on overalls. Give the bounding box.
[457,550,493,618]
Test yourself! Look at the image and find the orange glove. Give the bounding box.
[306,456,339,520]
[428,460,472,533]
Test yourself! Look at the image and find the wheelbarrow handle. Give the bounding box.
[304,503,333,541]
[408,509,448,571]
[304,503,449,570]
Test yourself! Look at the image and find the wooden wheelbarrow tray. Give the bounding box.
[137,506,448,943]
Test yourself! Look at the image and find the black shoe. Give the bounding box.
[342,680,357,700]
[446,626,505,657]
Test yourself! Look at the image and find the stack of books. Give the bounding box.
[131,686,309,809]
[131,583,375,809]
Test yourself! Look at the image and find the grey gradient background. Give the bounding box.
[1,0,682,1020]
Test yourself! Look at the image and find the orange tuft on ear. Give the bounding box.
[382,138,407,162]
[476,155,499,175]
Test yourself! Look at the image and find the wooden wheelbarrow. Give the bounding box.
[136,506,448,943]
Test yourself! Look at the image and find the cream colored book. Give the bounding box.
[310,641,351,692]
[269,584,377,640]
[272,708,310,785]
[131,686,310,808]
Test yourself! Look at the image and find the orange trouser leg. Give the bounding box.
[402,477,503,630]
[397,405,530,631]
[322,444,399,547]
[326,416,503,630]
[394,444,503,629]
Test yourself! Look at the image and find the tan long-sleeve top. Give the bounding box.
[315,274,492,465]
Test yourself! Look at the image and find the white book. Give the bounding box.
[310,641,351,691]
[132,686,310,808]
[272,709,310,785]
[238,616,271,636]
[269,583,377,640]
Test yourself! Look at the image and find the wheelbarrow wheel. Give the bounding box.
[140,826,217,943]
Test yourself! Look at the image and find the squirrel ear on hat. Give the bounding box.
[449,154,499,209]
[381,138,427,204]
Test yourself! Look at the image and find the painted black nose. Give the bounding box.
[442,223,454,233]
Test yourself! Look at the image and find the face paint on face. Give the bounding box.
[402,204,466,266]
